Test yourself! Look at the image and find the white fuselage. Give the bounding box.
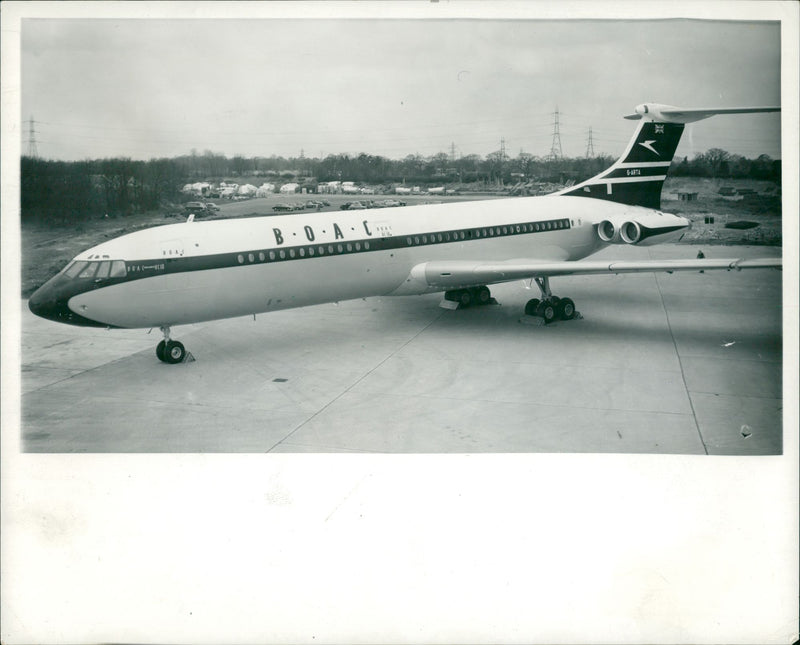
[63,195,683,328]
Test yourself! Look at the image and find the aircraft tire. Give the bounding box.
[164,340,186,364]
[473,286,491,305]
[536,301,556,324]
[556,297,576,320]
[458,289,472,307]
[524,298,540,316]
[156,340,166,362]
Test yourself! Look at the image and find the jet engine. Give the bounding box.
[597,219,643,244]
[596,212,689,246]
[619,220,642,244]
[597,219,620,243]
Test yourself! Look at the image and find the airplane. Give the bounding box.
[28,103,782,364]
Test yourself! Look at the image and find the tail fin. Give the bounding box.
[557,103,780,210]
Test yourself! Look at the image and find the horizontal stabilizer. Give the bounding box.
[624,103,780,123]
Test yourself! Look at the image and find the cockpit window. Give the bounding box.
[64,261,89,278]
[63,259,126,280]
[95,261,111,279]
[77,263,99,279]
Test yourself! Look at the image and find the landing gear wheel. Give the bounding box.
[556,297,576,321]
[458,289,473,307]
[524,298,541,316]
[473,286,491,305]
[536,301,556,324]
[156,340,166,362]
[163,340,186,364]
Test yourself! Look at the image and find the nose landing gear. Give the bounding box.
[523,277,579,324]
[155,325,189,364]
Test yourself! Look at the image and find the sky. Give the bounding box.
[18,6,783,163]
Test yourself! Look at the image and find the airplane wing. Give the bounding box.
[410,257,781,290]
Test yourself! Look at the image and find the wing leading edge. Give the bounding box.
[406,257,781,290]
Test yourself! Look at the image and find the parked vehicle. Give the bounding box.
[272,203,293,212]
[184,202,219,215]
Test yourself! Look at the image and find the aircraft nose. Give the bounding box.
[29,280,67,322]
[28,277,107,327]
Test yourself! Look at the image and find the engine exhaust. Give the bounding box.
[620,221,642,244]
[597,220,618,243]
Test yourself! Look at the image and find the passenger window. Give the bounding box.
[78,262,98,279]
[95,261,111,279]
[109,260,126,278]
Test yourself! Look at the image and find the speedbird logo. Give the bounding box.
[638,140,659,155]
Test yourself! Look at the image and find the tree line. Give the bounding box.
[21,148,780,223]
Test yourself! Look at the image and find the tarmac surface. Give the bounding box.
[19,244,783,455]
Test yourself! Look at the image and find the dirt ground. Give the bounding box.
[661,176,782,246]
[19,177,782,297]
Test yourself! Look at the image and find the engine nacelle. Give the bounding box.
[596,212,689,246]
[597,219,644,245]
[619,221,642,244]
[597,220,620,243]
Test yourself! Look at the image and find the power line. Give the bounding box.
[585,126,595,158]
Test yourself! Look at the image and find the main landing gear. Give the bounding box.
[155,325,189,364]
[444,285,494,308]
[523,277,578,324]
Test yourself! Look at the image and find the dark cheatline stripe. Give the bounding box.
[120,216,573,284]
[638,224,687,242]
